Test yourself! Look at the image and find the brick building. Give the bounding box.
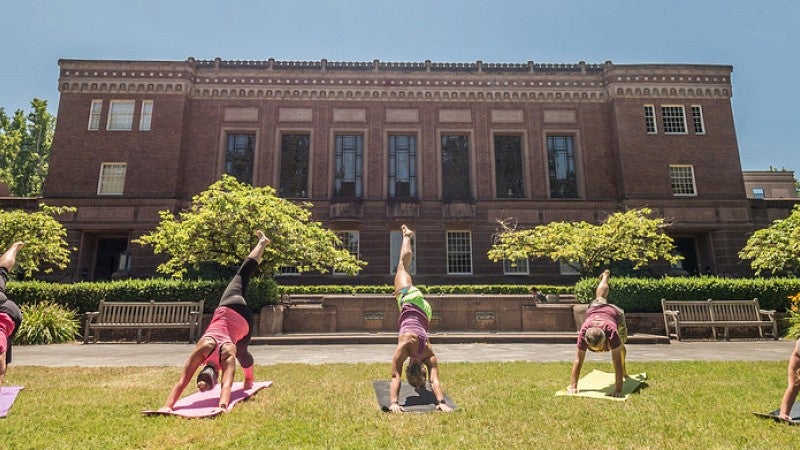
[43,57,775,283]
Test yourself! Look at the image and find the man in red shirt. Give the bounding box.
[568,269,628,397]
[0,241,24,393]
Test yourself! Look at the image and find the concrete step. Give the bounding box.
[251,332,670,345]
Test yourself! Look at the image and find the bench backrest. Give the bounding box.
[709,299,760,321]
[661,299,714,321]
[97,300,204,324]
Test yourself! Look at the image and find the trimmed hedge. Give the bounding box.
[6,277,279,314]
[574,276,800,313]
[278,284,575,296]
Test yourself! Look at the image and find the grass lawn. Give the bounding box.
[2,361,799,449]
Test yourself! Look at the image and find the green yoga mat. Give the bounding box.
[556,370,647,401]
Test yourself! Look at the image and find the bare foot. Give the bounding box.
[256,230,270,246]
[599,269,610,280]
[401,225,415,238]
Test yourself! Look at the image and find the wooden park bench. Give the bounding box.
[83,300,204,343]
[661,298,778,341]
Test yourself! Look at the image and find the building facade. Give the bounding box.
[43,57,768,283]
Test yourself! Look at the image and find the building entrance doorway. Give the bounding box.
[94,238,128,281]
[673,237,699,275]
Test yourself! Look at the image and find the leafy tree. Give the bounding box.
[0,204,75,277]
[739,204,800,276]
[0,98,55,196]
[488,207,681,277]
[135,175,367,278]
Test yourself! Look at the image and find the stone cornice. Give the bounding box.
[58,58,735,101]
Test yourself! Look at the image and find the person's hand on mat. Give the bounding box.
[157,406,173,413]
[436,403,453,413]
[779,413,793,421]
[566,386,578,395]
[611,390,624,398]
[388,402,405,413]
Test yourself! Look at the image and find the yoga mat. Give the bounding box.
[142,381,272,418]
[556,370,647,401]
[753,402,800,425]
[1,386,24,418]
[373,380,457,412]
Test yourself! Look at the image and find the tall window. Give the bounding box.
[503,258,529,275]
[547,136,578,198]
[691,105,705,134]
[334,135,363,198]
[139,100,153,131]
[279,134,310,198]
[661,106,687,134]
[225,134,255,184]
[644,105,657,134]
[107,100,135,131]
[390,230,416,274]
[446,231,472,275]
[97,163,127,195]
[388,135,417,199]
[88,100,102,130]
[441,135,471,202]
[334,231,359,275]
[670,164,697,196]
[494,135,524,198]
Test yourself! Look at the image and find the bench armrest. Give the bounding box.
[759,309,776,318]
[84,311,100,322]
[663,310,680,319]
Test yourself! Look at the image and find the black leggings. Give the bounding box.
[217,258,257,368]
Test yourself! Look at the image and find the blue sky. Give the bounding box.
[2,0,798,172]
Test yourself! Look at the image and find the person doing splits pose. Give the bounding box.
[388,225,452,413]
[568,269,629,397]
[161,231,270,413]
[0,242,24,392]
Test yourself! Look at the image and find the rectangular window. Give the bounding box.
[388,134,417,199]
[661,105,687,134]
[334,135,363,198]
[644,105,657,134]
[670,164,697,196]
[441,135,471,201]
[279,134,310,198]
[139,100,153,131]
[503,258,529,275]
[276,266,299,276]
[88,100,102,130]
[334,231,359,275]
[97,162,127,195]
[106,100,135,131]
[559,260,581,275]
[547,136,578,198]
[225,134,255,184]
[494,135,524,198]
[389,230,416,275]
[446,231,472,275]
[752,187,764,199]
[691,105,705,134]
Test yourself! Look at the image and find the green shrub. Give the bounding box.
[13,301,80,345]
[574,276,800,313]
[6,277,279,313]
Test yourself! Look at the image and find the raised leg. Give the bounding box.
[595,269,610,300]
[394,225,414,295]
[0,242,24,271]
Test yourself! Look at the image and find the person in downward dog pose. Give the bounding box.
[388,225,452,413]
[0,242,24,392]
[568,269,629,397]
[161,231,270,412]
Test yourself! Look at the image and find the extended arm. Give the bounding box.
[218,345,238,410]
[388,345,407,413]
[163,345,208,410]
[427,356,452,412]
[611,346,625,397]
[568,349,586,393]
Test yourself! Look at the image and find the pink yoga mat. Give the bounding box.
[1,386,24,418]
[142,381,272,418]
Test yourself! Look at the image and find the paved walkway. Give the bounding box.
[13,339,795,367]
